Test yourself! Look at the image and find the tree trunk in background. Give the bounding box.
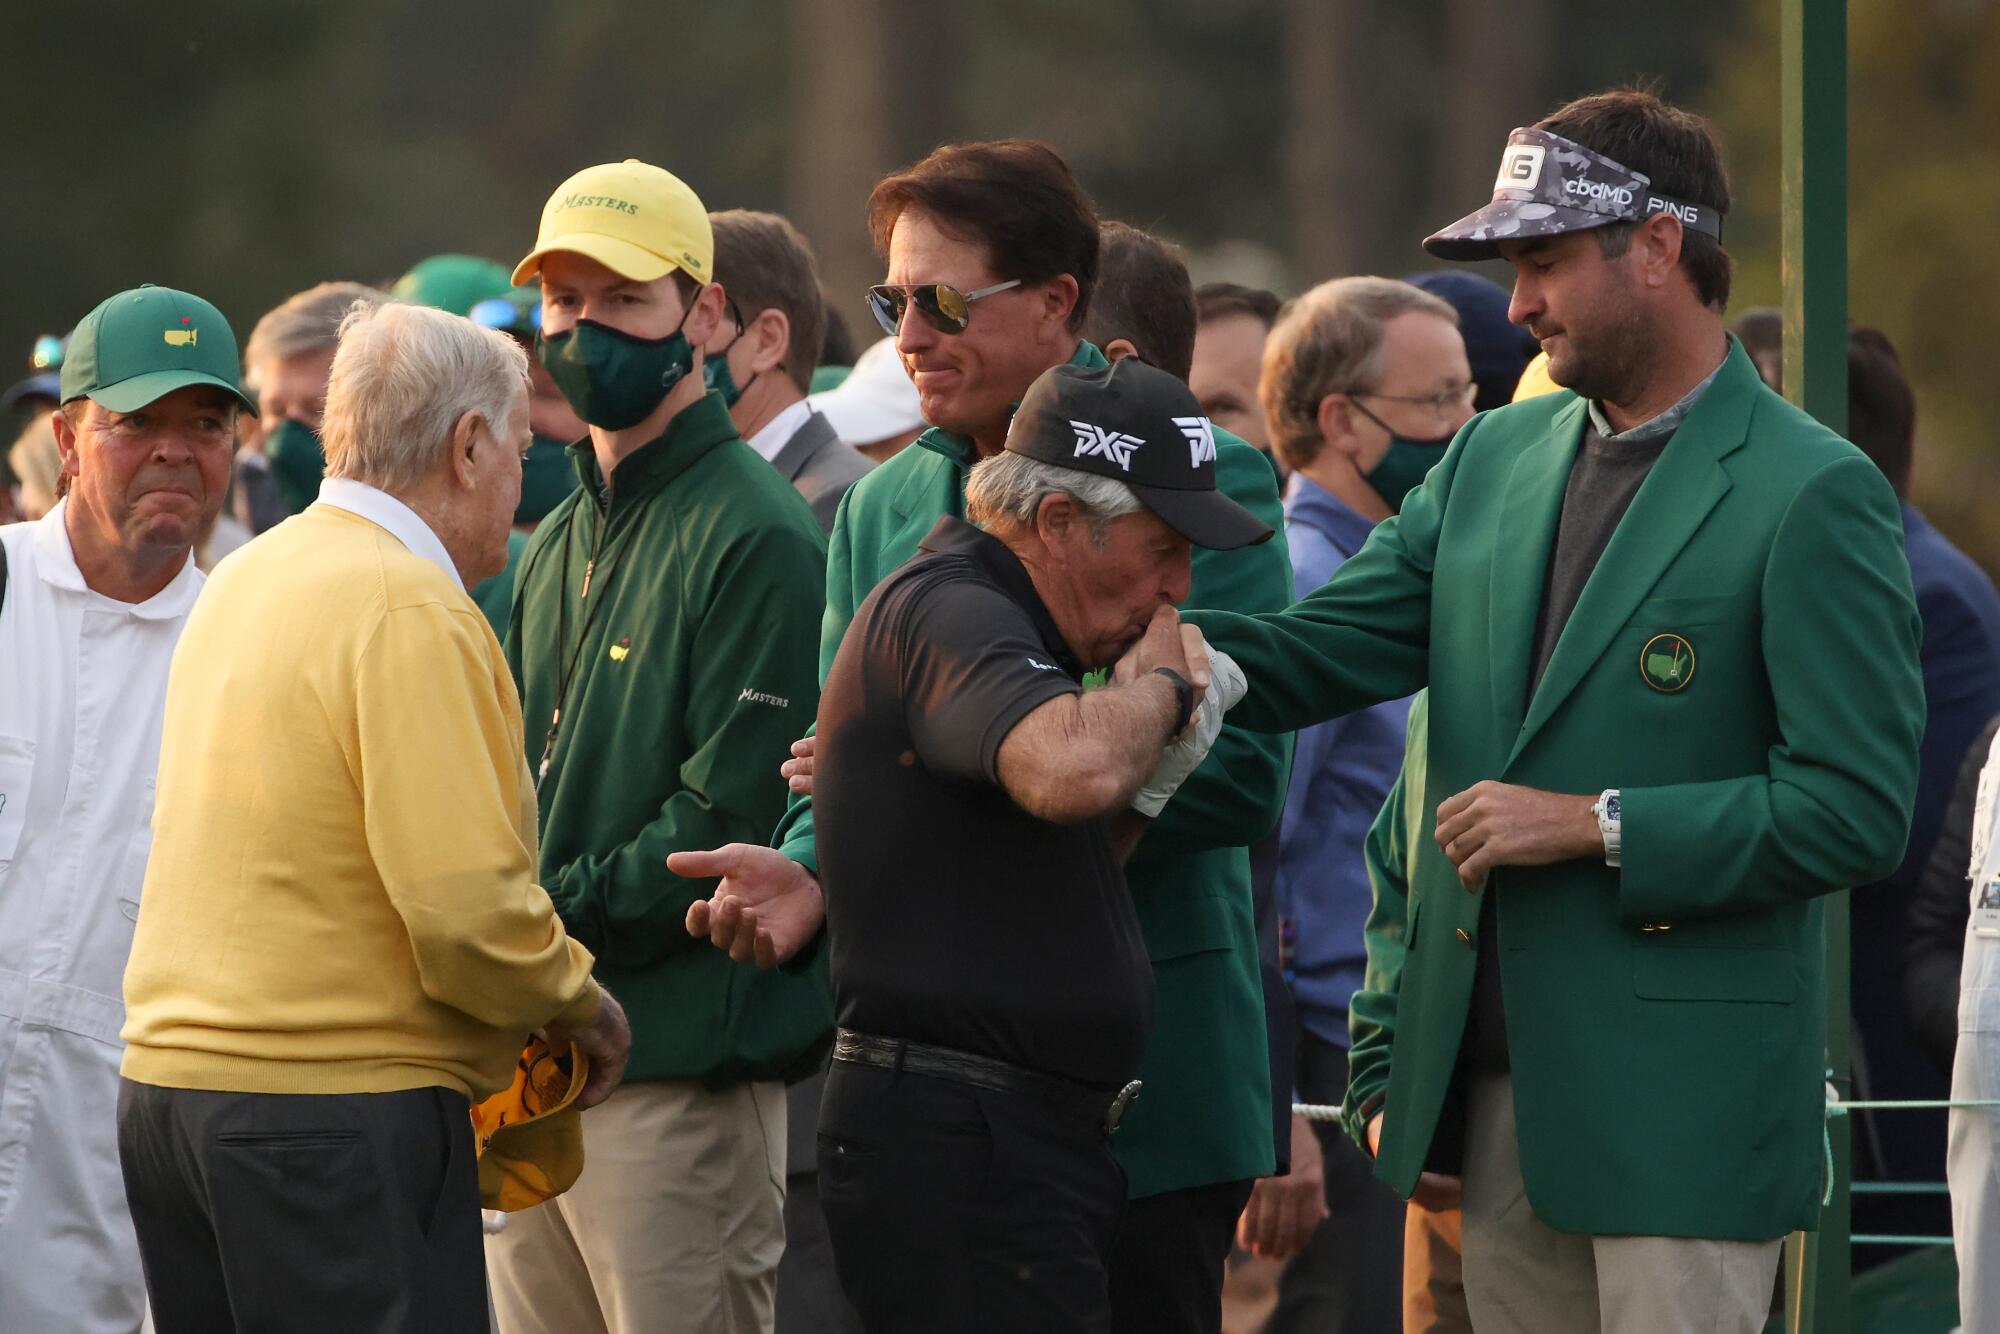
[786,0,896,342]
[1283,0,1371,285]
[1433,0,1555,225]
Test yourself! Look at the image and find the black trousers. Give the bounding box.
[817,1060,1126,1334]
[1106,1177,1256,1334]
[1264,1035,1406,1334]
[117,1079,485,1334]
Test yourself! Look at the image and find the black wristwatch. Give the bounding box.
[1151,667,1196,739]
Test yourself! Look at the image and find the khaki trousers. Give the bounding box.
[1459,1073,1781,1334]
[1404,1204,1471,1334]
[487,1079,788,1334]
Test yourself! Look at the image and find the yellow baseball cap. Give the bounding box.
[512,160,713,288]
[471,1037,589,1212]
[1512,349,1563,402]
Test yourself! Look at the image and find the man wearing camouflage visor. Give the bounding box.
[1183,88,1924,1332]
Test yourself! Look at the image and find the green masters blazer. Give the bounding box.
[776,341,1289,1199]
[1191,338,1924,1240]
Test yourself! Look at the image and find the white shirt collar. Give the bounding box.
[313,478,464,591]
[30,498,203,620]
[745,399,815,464]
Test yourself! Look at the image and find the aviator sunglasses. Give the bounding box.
[866,279,1022,336]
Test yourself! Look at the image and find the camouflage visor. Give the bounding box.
[1423,127,1725,261]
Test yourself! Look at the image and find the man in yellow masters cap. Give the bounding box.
[485,160,832,1334]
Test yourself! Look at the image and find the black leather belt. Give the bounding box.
[833,1029,1142,1134]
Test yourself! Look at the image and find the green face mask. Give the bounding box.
[703,344,755,408]
[515,435,579,526]
[1363,434,1452,513]
[536,310,696,432]
[265,417,326,515]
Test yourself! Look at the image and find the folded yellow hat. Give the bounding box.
[472,1037,589,1212]
[512,159,712,288]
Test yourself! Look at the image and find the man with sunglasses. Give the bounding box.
[683,139,1291,1334]
[486,159,832,1334]
[706,210,872,534]
[1244,276,1473,1331]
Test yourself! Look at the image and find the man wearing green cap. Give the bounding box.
[0,284,253,1334]
[392,252,521,318]
[486,160,830,1334]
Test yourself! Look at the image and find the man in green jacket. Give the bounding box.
[680,140,1288,1334]
[1190,90,1926,1332]
[487,159,831,1334]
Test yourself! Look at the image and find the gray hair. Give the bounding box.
[321,301,529,494]
[964,450,1143,538]
[1260,276,1458,470]
[244,281,392,371]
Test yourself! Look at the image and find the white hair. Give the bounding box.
[964,451,1143,538]
[321,301,529,493]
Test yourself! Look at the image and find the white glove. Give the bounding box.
[1132,647,1248,818]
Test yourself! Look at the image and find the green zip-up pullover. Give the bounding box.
[509,392,833,1084]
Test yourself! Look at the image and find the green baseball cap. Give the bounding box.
[392,254,519,317]
[61,284,254,414]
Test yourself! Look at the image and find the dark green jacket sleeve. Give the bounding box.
[1620,455,1925,923]
[1138,438,1293,858]
[1187,419,1469,734]
[772,482,862,875]
[551,524,827,966]
[1342,692,1428,1150]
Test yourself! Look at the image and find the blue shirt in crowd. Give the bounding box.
[1275,474,1412,1050]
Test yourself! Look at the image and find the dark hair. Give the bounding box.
[1195,282,1282,330]
[867,139,1100,332]
[1731,306,1783,383]
[1078,222,1197,381]
[1537,87,1734,310]
[820,295,857,369]
[1847,326,1915,497]
[709,210,826,394]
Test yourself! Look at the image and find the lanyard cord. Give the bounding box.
[536,490,645,791]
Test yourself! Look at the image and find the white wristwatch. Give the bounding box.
[1593,789,1622,868]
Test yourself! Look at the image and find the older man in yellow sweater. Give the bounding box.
[118,299,630,1334]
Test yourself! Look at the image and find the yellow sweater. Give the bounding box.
[122,505,599,1100]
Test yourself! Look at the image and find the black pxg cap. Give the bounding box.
[1004,358,1272,550]
[1424,126,1726,261]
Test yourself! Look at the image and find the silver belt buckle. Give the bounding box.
[1105,1080,1143,1133]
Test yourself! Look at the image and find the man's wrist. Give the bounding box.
[1150,666,1195,738]
[1591,789,1622,867]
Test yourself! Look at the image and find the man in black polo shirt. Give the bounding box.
[685,359,1269,1332]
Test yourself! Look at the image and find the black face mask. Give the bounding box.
[536,297,700,431]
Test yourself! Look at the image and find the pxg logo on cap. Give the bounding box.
[1003,358,1271,552]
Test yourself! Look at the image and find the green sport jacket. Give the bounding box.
[774,342,1287,1197]
[1191,338,1925,1240]
[1341,692,1428,1157]
[508,393,834,1086]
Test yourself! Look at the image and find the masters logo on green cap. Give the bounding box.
[61,284,255,414]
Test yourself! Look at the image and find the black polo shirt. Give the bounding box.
[815,515,1156,1088]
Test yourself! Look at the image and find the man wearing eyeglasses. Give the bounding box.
[1242,277,1473,1332]
[679,138,1291,1334]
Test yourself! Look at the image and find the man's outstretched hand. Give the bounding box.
[670,843,826,969]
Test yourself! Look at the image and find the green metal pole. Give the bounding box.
[1779,0,1850,1331]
